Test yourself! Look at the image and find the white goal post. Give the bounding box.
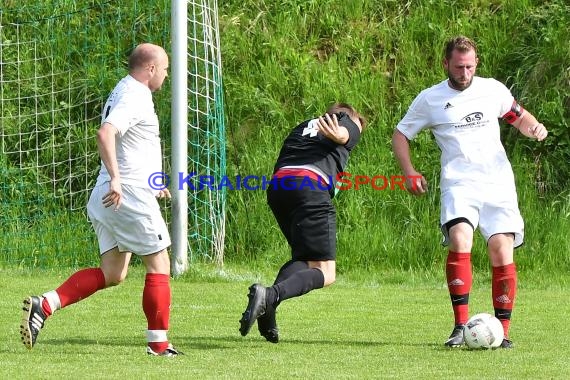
[171,0,227,275]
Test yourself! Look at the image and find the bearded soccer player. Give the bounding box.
[239,103,366,343]
[20,43,181,356]
[392,36,548,348]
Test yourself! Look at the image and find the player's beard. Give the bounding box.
[447,72,473,91]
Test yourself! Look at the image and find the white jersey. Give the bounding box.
[397,76,516,189]
[95,75,162,190]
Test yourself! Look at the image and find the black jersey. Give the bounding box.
[273,112,361,194]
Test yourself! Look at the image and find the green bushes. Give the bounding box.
[220,0,570,272]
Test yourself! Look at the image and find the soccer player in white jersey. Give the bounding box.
[392,36,548,349]
[20,43,181,356]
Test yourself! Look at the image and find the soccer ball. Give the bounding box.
[463,313,504,349]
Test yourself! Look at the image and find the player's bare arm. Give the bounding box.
[97,122,123,210]
[317,113,349,145]
[511,112,548,141]
[391,129,428,195]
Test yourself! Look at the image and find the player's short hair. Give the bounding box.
[128,43,161,71]
[326,102,367,130]
[444,36,478,60]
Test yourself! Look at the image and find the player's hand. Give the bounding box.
[530,123,548,141]
[406,173,428,196]
[156,188,171,199]
[102,178,122,211]
[317,113,349,145]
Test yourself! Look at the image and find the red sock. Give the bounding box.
[41,298,53,317]
[446,251,472,325]
[492,263,517,338]
[54,268,106,309]
[143,273,171,353]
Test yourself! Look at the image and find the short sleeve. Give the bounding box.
[491,79,515,118]
[396,90,431,140]
[103,93,144,136]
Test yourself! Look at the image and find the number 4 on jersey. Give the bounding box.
[302,119,319,137]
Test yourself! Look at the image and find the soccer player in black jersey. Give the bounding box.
[239,103,366,343]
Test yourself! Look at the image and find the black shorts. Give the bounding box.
[267,177,336,261]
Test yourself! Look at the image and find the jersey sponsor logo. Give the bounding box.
[454,112,486,130]
[301,119,319,137]
[460,112,483,123]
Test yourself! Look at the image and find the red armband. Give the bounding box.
[501,100,525,124]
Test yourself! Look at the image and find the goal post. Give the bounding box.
[171,0,227,274]
[170,0,189,275]
[0,0,226,270]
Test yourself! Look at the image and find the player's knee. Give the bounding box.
[487,233,514,265]
[449,239,472,252]
[447,220,474,251]
[104,273,127,287]
[142,249,170,273]
[488,246,513,266]
[448,232,473,251]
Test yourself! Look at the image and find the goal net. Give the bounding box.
[0,0,226,270]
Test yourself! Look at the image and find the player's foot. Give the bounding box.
[20,296,47,349]
[146,343,184,356]
[499,338,514,349]
[444,324,465,347]
[239,283,267,337]
[257,306,279,343]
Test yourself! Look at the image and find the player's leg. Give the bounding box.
[487,233,516,348]
[443,219,475,347]
[267,187,334,305]
[118,185,178,356]
[262,193,311,330]
[140,249,181,356]
[440,186,480,347]
[20,248,127,350]
[250,259,333,342]
[256,260,309,343]
[42,186,133,312]
[245,183,302,341]
[480,191,523,349]
[240,181,332,339]
[20,184,122,349]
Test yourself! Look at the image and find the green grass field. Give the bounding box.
[2,266,568,379]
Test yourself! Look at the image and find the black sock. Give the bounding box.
[269,268,325,308]
[265,260,309,307]
[274,260,309,284]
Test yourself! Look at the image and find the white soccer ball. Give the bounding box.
[463,313,504,349]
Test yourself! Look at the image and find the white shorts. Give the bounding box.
[87,183,171,255]
[440,183,524,248]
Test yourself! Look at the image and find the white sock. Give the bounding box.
[146,329,168,343]
[41,290,61,314]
